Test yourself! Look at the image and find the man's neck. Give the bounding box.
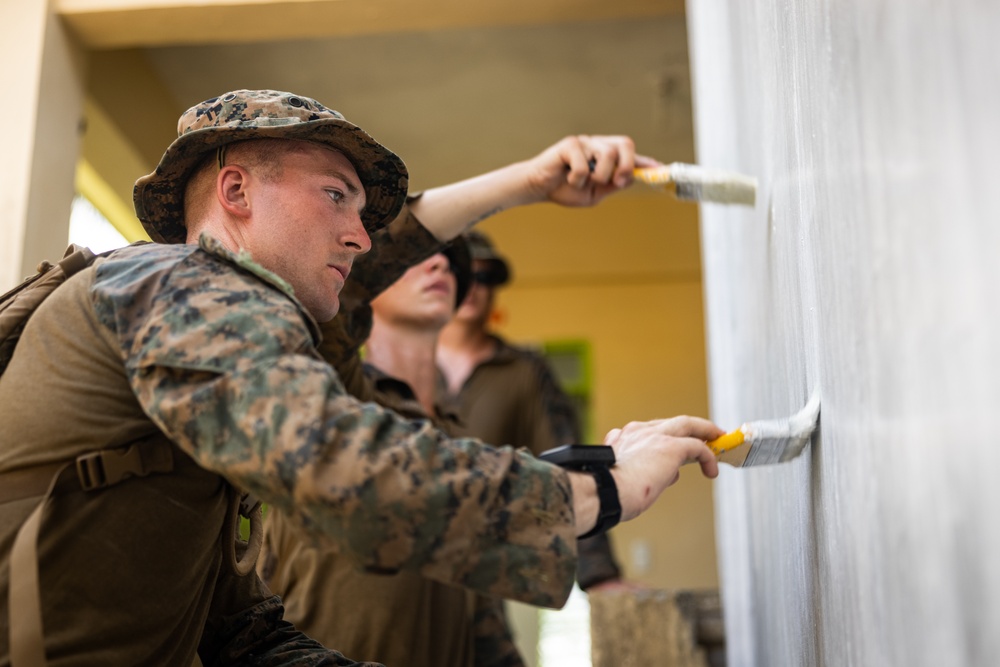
[366,321,441,416]
[437,319,498,395]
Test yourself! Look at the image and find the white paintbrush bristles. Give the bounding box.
[741,390,822,465]
[634,163,758,206]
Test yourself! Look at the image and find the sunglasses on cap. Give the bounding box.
[471,268,507,286]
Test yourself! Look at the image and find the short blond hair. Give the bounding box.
[182,139,311,228]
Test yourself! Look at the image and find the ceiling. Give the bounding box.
[76,6,701,283]
[137,17,695,191]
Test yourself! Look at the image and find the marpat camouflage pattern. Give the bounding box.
[134,90,409,244]
[94,235,577,607]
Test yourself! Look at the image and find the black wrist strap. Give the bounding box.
[578,465,621,540]
[536,444,622,540]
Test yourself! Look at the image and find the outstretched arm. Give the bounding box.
[410,135,660,242]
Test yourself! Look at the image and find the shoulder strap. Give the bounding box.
[4,437,264,666]
[0,245,97,377]
[6,436,174,667]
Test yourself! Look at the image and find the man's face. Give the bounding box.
[454,259,495,327]
[243,143,369,322]
[371,253,457,331]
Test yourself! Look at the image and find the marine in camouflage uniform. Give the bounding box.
[0,91,576,666]
[0,89,723,667]
[261,218,523,667]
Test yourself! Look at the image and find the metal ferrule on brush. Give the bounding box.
[633,163,757,206]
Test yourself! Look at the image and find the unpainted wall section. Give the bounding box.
[687,2,1000,665]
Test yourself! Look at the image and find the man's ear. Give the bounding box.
[217,165,253,219]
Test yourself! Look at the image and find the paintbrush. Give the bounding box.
[633,163,757,206]
[706,390,821,467]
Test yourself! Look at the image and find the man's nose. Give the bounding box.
[427,253,450,272]
[343,211,372,254]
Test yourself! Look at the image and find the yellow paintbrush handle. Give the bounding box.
[707,429,745,456]
[633,166,673,185]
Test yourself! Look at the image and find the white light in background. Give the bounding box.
[539,584,592,667]
[630,539,652,574]
[68,195,128,253]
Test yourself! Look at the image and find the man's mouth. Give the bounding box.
[328,263,350,281]
[426,279,452,295]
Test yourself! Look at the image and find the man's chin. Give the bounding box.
[309,298,340,323]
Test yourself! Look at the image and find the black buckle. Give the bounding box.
[75,444,171,492]
[239,493,261,518]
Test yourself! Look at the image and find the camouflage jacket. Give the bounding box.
[260,211,527,667]
[0,207,575,666]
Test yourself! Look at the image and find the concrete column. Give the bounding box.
[590,589,723,667]
[1,0,86,288]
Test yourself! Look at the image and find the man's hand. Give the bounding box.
[603,417,723,522]
[523,135,662,208]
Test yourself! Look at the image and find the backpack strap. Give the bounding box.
[4,436,266,666]
[223,487,264,577]
[9,462,73,667]
[5,436,174,667]
[0,245,95,326]
[0,246,97,378]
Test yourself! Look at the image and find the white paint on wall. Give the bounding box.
[687,1,1000,665]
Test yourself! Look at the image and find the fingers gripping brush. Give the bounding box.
[634,163,757,207]
[707,390,821,467]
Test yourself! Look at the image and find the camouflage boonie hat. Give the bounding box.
[463,230,510,286]
[133,89,408,244]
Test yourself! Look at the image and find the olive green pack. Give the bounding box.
[0,245,98,377]
[1,243,263,666]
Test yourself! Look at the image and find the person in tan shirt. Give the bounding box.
[438,231,624,591]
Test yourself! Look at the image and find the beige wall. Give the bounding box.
[1,0,85,285]
[481,194,718,590]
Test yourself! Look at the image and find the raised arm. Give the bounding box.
[410,135,661,242]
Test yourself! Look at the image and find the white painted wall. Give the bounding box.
[687,2,1000,665]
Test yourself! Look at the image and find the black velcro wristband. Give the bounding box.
[537,445,622,540]
[578,465,621,540]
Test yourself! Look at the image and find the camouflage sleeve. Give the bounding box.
[93,242,578,609]
[316,200,445,402]
[472,597,526,667]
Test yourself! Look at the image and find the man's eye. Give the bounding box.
[327,190,344,202]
